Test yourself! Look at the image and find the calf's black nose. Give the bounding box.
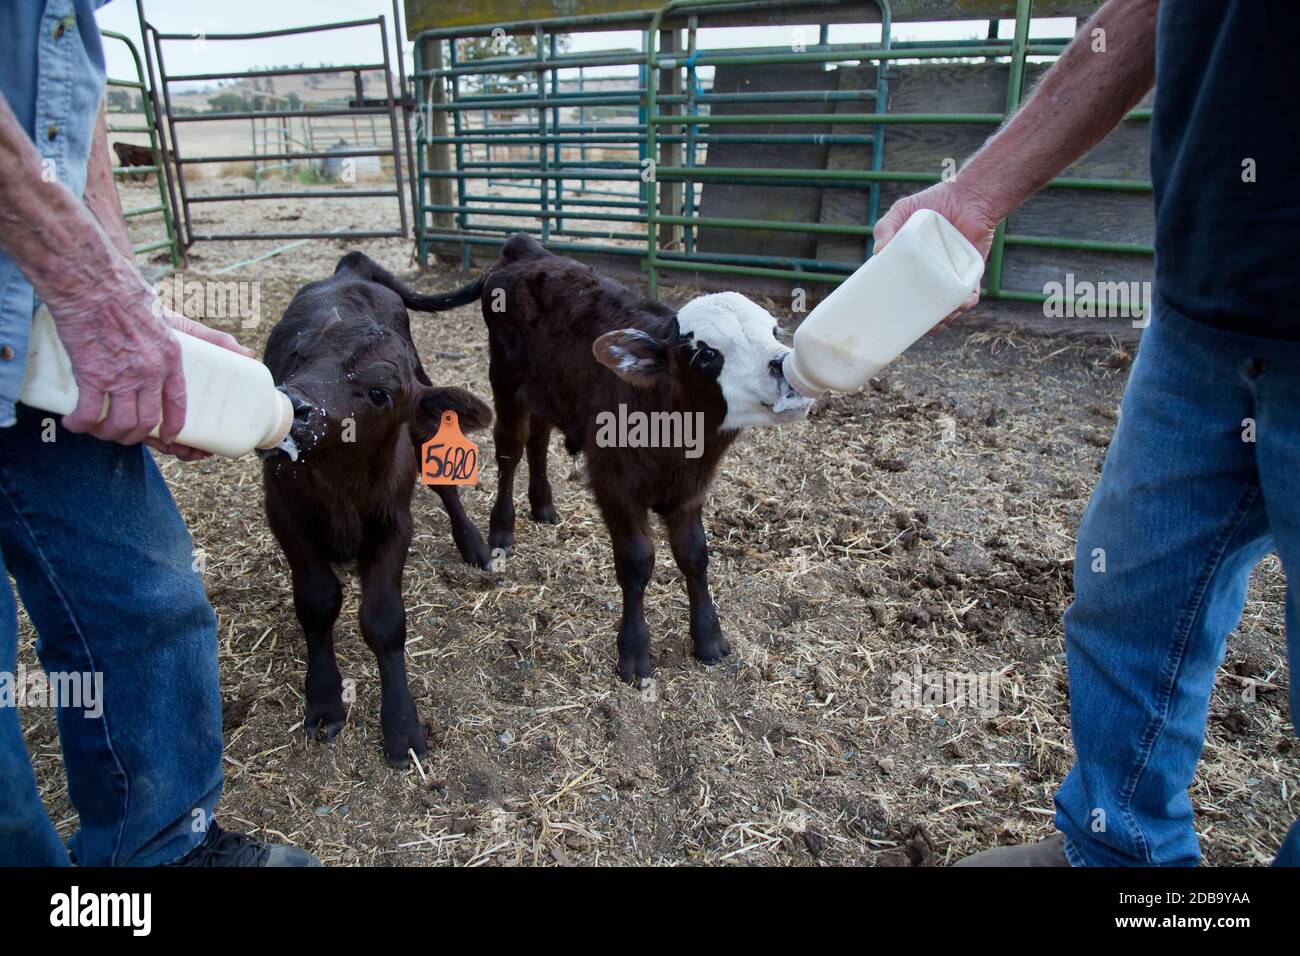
[283,389,316,420]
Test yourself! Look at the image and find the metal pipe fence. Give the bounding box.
[412,0,1154,305]
[101,29,181,267]
[135,5,411,248]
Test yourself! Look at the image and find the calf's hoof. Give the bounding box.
[381,696,428,768]
[529,503,559,525]
[464,542,493,570]
[693,635,731,666]
[383,730,428,769]
[616,652,652,686]
[304,698,347,743]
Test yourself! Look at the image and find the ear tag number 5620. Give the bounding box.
[421,411,479,486]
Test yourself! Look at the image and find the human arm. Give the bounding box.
[872,0,1159,306]
[79,98,256,459]
[83,101,135,261]
[0,91,248,454]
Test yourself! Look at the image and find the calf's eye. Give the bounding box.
[367,387,392,408]
[694,346,719,369]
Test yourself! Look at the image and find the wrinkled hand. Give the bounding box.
[872,180,1000,314]
[149,312,255,459]
[42,257,253,460]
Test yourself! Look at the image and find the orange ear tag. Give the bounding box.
[420,411,480,486]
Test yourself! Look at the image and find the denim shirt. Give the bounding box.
[0,0,110,428]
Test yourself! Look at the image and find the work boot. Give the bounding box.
[953,832,1070,867]
[165,820,321,867]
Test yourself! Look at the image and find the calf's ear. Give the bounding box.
[415,386,494,433]
[593,329,668,388]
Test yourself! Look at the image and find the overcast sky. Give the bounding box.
[96,1,1077,87]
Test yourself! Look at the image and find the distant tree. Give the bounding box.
[460,33,572,95]
[207,91,250,113]
[106,89,138,112]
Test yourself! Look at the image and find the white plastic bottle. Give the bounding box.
[782,208,985,397]
[18,304,294,459]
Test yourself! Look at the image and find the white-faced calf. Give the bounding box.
[438,234,815,682]
[261,252,492,764]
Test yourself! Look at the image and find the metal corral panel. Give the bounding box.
[413,0,1152,309]
[406,0,1103,33]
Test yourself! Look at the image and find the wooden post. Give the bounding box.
[658,28,682,250]
[421,36,455,232]
[815,66,873,266]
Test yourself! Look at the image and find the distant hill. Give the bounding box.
[170,67,396,114]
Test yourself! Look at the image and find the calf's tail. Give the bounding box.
[335,250,485,313]
[400,273,486,313]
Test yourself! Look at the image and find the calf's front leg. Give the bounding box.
[664,505,729,665]
[359,523,425,766]
[601,499,655,683]
[432,484,491,568]
[282,541,346,741]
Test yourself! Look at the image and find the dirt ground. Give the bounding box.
[15,182,1296,866]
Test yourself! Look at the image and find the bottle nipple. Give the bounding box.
[782,352,825,398]
[259,390,296,450]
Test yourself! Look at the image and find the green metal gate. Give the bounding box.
[414,7,657,267]
[102,29,181,269]
[413,0,1153,305]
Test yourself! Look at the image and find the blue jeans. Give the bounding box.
[0,405,222,865]
[1054,299,1300,866]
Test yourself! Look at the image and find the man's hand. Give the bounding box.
[49,264,183,446]
[1,91,253,458]
[873,180,1000,312]
[873,181,999,259]
[150,310,255,460]
[43,251,253,454]
[870,0,1158,315]
[165,309,252,357]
